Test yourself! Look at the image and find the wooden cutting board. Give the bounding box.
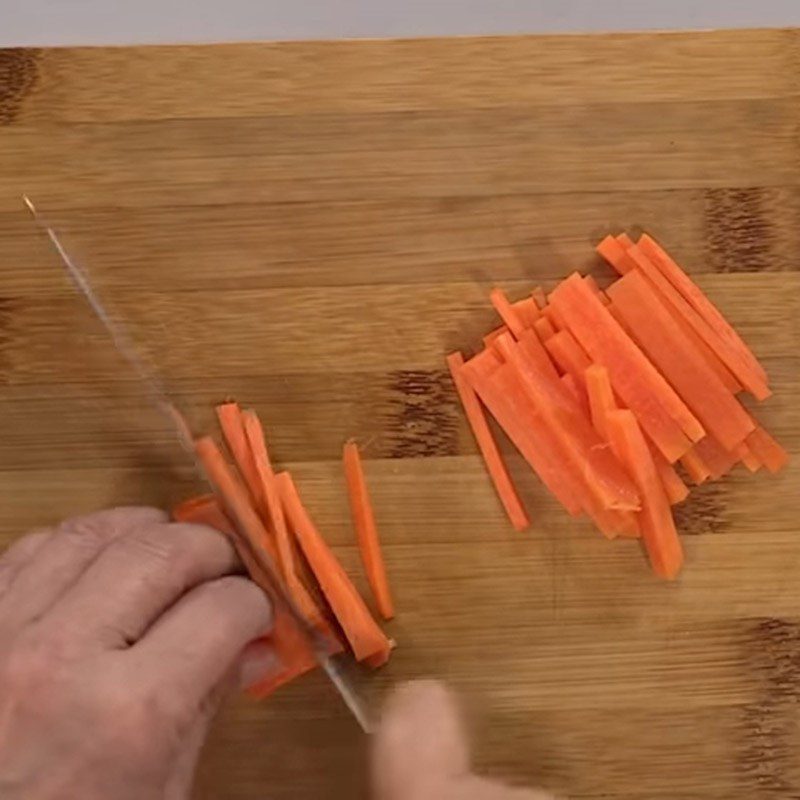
[1,27,799,799]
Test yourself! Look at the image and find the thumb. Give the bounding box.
[372,680,470,800]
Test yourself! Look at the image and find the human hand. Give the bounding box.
[0,507,274,800]
[373,681,554,800]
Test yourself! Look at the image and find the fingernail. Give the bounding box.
[238,640,282,690]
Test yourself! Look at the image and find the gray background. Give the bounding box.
[1,0,800,48]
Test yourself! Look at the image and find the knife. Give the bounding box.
[23,195,373,733]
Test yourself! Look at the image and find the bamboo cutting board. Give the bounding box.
[1,28,799,800]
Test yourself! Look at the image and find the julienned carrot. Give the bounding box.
[606,410,683,579]
[483,325,510,347]
[278,471,391,665]
[462,356,584,516]
[533,316,557,342]
[549,273,696,463]
[585,364,688,506]
[490,288,526,339]
[734,441,761,473]
[561,373,590,420]
[638,233,769,387]
[607,270,752,451]
[583,275,609,305]
[680,448,711,485]
[544,330,592,386]
[517,330,560,382]
[596,234,637,275]
[531,286,548,310]
[447,352,530,532]
[495,333,640,514]
[692,436,739,480]
[216,402,263,506]
[343,441,395,620]
[513,297,541,328]
[621,238,770,401]
[544,304,568,331]
[745,425,790,474]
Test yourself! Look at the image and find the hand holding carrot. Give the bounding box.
[0,508,274,800]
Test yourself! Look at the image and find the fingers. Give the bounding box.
[37,522,240,650]
[0,531,52,596]
[129,574,273,712]
[372,680,470,800]
[0,507,167,636]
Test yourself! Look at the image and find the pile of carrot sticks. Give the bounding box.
[448,233,789,579]
[174,404,393,697]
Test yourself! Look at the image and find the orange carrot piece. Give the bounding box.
[583,275,609,305]
[513,297,541,327]
[561,373,590,420]
[278,471,391,665]
[638,234,768,388]
[745,425,790,474]
[693,436,739,480]
[625,236,770,400]
[216,402,263,506]
[544,303,568,331]
[680,448,711,485]
[596,234,638,275]
[462,357,584,516]
[607,270,751,450]
[495,334,640,515]
[544,330,592,388]
[734,441,761,473]
[489,288,526,339]
[343,441,395,620]
[518,330,560,382]
[585,364,688,506]
[549,273,696,462]
[483,325,510,348]
[172,493,233,532]
[447,352,530,532]
[531,286,548,310]
[606,410,683,579]
[533,316,557,342]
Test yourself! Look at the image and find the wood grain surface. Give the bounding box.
[1,28,799,799]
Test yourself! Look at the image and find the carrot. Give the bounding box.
[447,352,530,532]
[494,334,640,516]
[544,330,592,387]
[483,325,510,348]
[561,373,590,420]
[549,273,697,462]
[638,234,768,389]
[596,234,637,275]
[606,410,684,579]
[745,425,790,474]
[620,237,770,401]
[278,471,391,665]
[583,275,609,304]
[513,297,541,327]
[172,493,233,533]
[607,270,752,450]
[531,286,548,310]
[680,448,712,485]
[585,364,688,506]
[734,441,761,473]
[517,330,560,382]
[216,402,262,506]
[544,303,568,332]
[343,441,395,620]
[489,288,526,339]
[692,435,739,480]
[462,356,585,516]
[533,316,557,342]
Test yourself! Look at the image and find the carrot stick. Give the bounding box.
[495,334,640,515]
[583,275,609,305]
[734,441,761,473]
[621,237,770,400]
[343,441,395,620]
[560,373,590,420]
[531,286,548,310]
[278,471,392,665]
[216,402,263,506]
[585,364,688,506]
[692,435,739,480]
[513,297,541,327]
[544,330,592,387]
[680,448,712,485]
[607,269,751,450]
[533,316,557,342]
[483,325,510,348]
[544,304,568,332]
[638,234,768,388]
[489,288,526,339]
[518,330,560,382]
[596,234,638,275]
[173,493,235,534]
[606,410,684,579]
[549,273,696,462]
[447,352,530,532]
[745,425,790,474]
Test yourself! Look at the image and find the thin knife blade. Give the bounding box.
[23,195,373,733]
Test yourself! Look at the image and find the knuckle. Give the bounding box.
[1,632,58,695]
